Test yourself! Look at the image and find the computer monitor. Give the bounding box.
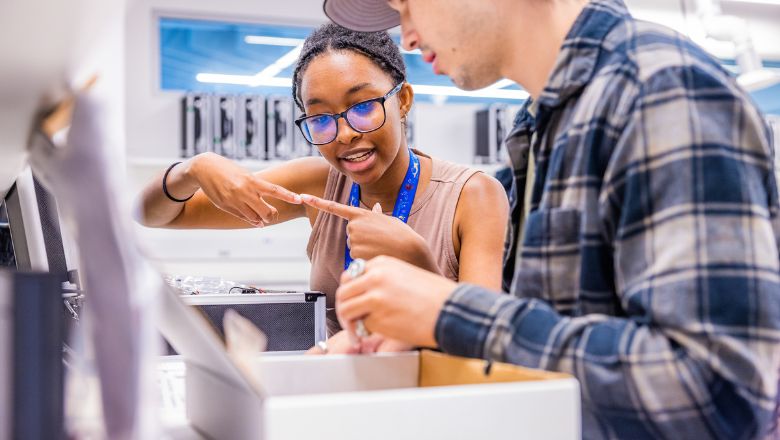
[0,204,13,268]
[2,167,75,284]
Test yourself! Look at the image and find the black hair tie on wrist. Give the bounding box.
[162,161,194,203]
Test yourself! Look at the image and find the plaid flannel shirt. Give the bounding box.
[435,0,780,438]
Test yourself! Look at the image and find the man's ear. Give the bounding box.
[398,82,414,118]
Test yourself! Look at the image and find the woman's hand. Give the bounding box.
[188,152,302,227]
[345,202,426,263]
[306,330,415,355]
[300,194,437,271]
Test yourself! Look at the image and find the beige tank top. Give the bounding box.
[306,150,481,334]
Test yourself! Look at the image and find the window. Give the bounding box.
[159,17,528,104]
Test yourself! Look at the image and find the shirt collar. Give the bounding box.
[527,100,540,119]
[535,0,630,110]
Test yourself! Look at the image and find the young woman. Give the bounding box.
[137,24,509,352]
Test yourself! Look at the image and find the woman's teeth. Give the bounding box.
[344,151,373,162]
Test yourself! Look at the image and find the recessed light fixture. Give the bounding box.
[202,39,526,99]
[195,75,529,100]
[255,45,302,79]
[244,36,304,46]
[195,73,292,88]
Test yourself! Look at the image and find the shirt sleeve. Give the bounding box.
[435,66,780,438]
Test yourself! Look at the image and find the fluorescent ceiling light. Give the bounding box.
[198,44,302,87]
[486,79,517,89]
[198,49,528,100]
[196,74,528,100]
[737,69,780,91]
[256,45,302,79]
[412,84,529,100]
[244,35,304,46]
[196,73,292,88]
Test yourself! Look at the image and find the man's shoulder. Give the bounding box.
[598,17,733,90]
[575,16,744,128]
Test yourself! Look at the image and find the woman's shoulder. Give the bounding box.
[459,171,507,203]
[454,169,509,239]
[413,150,506,212]
[416,150,506,205]
[419,151,479,184]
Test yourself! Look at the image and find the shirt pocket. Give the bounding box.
[514,208,582,314]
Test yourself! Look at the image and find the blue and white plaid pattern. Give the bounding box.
[436,1,780,438]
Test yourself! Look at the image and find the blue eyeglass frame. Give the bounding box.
[295,82,404,146]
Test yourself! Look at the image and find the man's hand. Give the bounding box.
[300,194,437,271]
[306,330,362,355]
[334,256,457,348]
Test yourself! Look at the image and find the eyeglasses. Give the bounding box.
[295,82,404,146]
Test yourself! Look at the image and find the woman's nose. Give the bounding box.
[335,117,360,145]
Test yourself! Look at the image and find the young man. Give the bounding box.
[315,0,780,437]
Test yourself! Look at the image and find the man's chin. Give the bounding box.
[450,71,498,91]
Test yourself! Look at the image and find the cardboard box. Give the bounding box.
[158,276,580,439]
[186,350,581,439]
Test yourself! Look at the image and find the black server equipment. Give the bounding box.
[181,93,213,158]
[212,95,238,158]
[474,104,509,164]
[236,95,266,160]
[267,96,295,160]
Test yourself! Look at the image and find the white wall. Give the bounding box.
[415,102,482,164]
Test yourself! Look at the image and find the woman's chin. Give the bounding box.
[341,158,387,186]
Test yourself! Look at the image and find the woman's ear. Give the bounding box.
[398,82,414,118]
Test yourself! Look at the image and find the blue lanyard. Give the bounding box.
[344,148,421,270]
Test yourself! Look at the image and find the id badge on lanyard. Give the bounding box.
[344,148,421,270]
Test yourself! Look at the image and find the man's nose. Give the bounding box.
[401,30,419,51]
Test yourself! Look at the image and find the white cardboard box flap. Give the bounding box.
[160,280,580,439]
[185,350,581,440]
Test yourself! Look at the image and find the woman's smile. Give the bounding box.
[339,148,377,173]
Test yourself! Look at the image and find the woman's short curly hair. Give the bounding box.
[292,23,407,111]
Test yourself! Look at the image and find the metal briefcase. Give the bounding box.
[169,292,326,353]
